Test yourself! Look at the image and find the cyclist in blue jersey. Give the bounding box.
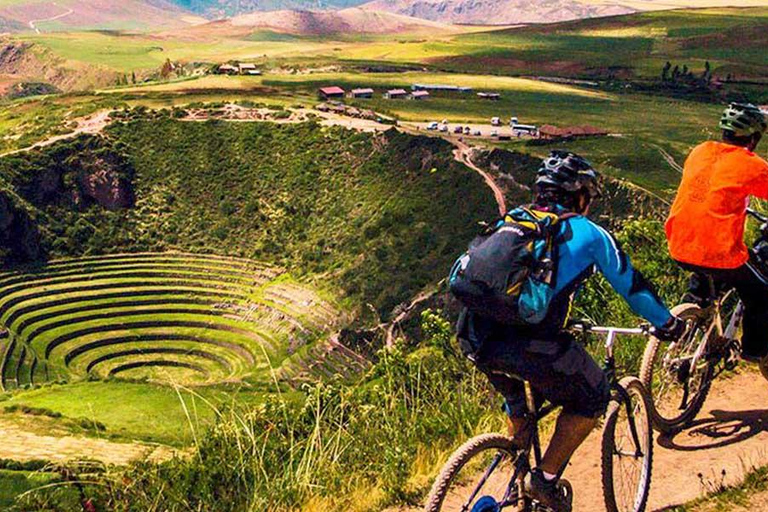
[457,151,684,512]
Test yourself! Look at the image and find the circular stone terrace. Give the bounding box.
[0,252,348,388]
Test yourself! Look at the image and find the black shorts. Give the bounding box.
[458,310,610,419]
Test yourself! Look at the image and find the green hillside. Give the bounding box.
[417,7,768,80]
[0,116,499,396]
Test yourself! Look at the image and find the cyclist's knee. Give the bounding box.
[562,384,609,419]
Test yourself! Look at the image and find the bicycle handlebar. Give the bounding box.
[567,320,651,336]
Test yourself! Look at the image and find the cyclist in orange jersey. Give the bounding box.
[666,102,768,374]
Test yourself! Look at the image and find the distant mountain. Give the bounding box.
[173,0,370,18]
[359,0,634,25]
[0,0,205,32]
[169,7,459,36]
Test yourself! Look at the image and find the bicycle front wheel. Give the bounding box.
[424,433,523,512]
[639,303,715,433]
[602,376,653,512]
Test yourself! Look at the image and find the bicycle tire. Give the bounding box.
[602,376,653,512]
[640,303,715,433]
[424,433,521,512]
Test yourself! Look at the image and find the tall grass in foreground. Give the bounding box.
[40,311,498,512]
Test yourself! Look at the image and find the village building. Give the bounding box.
[238,63,259,75]
[412,84,473,93]
[318,86,346,100]
[384,88,408,99]
[217,64,238,75]
[538,125,608,139]
[410,90,430,100]
[349,88,374,99]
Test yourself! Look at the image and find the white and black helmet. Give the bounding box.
[535,150,601,199]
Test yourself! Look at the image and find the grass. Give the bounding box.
[11,6,767,82]
[2,380,288,445]
[0,469,65,510]
[670,465,768,511]
[19,32,341,72]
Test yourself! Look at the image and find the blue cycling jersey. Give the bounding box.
[553,215,672,328]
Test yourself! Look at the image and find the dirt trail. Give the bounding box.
[452,140,507,216]
[28,3,74,34]
[0,110,112,158]
[566,368,768,511]
[0,417,177,465]
[391,368,768,511]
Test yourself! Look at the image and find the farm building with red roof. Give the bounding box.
[318,86,346,99]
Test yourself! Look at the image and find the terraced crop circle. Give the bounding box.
[0,253,341,388]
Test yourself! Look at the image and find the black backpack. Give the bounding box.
[449,207,574,325]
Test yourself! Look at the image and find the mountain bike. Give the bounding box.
[640,208,768,434]
[425,322,654,512]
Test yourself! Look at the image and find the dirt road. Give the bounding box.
[453,140,507,216]
[28,3,74,34]
[0,110,112,158]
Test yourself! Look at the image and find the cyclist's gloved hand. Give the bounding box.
[653,316,685,341]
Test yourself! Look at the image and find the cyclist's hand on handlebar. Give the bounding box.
[652,316,685,341]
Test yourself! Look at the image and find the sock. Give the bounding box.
[542,471,557,481]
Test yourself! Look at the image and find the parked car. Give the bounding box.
[453,126,464,134]
[510,116,519,126]
[426,121,439,130]
[463,126,471,134]
[490,130,499,137]
[491,117,501,126]
[441,119,449,125]
[473,130,482,136]
[439,124,449,132]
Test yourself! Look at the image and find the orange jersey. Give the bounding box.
[666,141,768,269]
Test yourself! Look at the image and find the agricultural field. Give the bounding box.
[9,6,768,82]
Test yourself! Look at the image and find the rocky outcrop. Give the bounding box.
[0,135,135,265]
[75,160,134,210]
[0,190,43,264]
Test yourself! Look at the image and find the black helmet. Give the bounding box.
[535,150,601,199]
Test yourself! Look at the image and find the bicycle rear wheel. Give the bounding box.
[639,303,715,434]
[602,376,653,512]
[424,433,524,512]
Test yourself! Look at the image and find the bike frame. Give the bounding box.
[487,324,649,510]
[683,288,744,377]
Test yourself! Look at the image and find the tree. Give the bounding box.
[131,71,137,84]
[672,65,680,82]
[661,61,671,82]
[161,59,174,79]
